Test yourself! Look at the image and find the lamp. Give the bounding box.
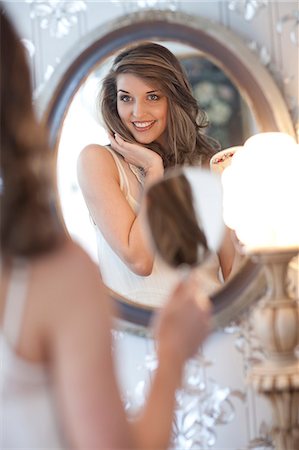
[222,132,299,450]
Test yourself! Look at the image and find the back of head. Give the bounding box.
[101,42,218,167]
[146,173,209,268]
[0,7,63,258]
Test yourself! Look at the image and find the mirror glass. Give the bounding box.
[56,40,258,284]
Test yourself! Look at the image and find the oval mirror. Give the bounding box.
[39,10,295,328]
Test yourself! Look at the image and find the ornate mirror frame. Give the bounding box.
[39,10,295,329]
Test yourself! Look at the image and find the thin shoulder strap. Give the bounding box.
[2,258,30,348]
[104,146,129,194]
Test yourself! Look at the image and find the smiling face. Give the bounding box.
[116,74,168,146]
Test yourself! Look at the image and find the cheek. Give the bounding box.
[116,101,122,117]
[117,106,128,126]
[160,103,168,128]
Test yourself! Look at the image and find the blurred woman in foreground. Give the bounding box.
[0,7,211,449]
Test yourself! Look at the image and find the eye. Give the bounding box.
[148,93,159,101]
[119,94,132,102]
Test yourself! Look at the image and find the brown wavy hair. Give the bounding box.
[146,171,210,268]
[0,7,63,257]
[100,42,219,168]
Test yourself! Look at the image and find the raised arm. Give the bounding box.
[77,141,163,275]
[48,246,210,449]
[131,276,211,449]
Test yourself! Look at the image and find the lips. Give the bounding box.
[132,120,156,131]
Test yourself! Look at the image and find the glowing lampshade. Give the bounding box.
[222,132,299,252]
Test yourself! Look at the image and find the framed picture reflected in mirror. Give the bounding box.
[180,54,254,149]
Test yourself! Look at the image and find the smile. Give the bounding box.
[132,120,156,131]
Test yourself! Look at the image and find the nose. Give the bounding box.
[132,99,145,118]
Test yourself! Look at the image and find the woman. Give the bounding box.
[0,8,211,449]
[78,42,235,305]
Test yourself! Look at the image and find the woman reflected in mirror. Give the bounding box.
[77,42,236,305]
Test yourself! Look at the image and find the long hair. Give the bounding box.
[0,7,63,257]
[146,171,210,268]
[100,42,219,168]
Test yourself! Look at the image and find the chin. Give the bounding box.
[133,135,156,145]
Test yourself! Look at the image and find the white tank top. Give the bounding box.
[94,147,221,307]
[0,259,65,449]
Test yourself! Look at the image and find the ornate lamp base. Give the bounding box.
[248,250,299,450]
[250,363,299,449]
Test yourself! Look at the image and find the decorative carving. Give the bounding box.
[111,0,179,13]
[277,9,299,46]
[228,0,268,21]
[25,0,86,38]
[33,60,64,100]
[21,38,35,58]
[248,251,299,450]
[225,314,274,449]
[113,334,245,449]
[247,39,298,143]
[172,353,244,449]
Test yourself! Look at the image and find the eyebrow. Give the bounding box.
[117,89,160,94]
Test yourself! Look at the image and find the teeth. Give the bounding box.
[133,121,154,128]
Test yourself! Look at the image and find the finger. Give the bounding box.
[108,135,126,155]
[115,134,139,152]
[195,294,211,312]
[114,133,125,145]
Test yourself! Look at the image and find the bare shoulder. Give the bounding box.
[31,240,104,302]
[55,239,96,271]
[77,144,119,190]
[78,144,117,172]
[21,240,110,361]
[79,143,108,159]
